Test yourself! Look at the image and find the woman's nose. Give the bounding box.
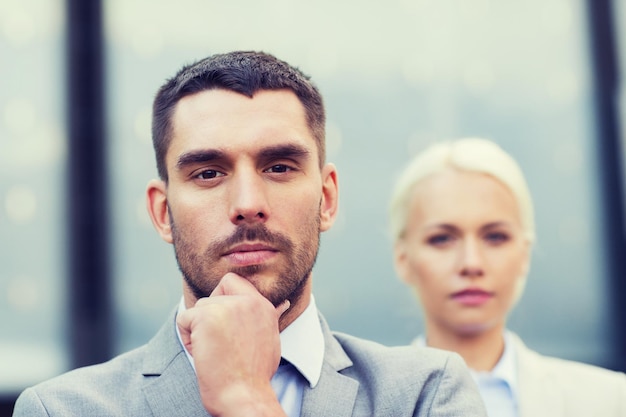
[459,239,485,278]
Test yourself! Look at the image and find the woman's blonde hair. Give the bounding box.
[389,138,535,244]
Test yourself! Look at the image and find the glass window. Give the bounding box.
[105,0,615,368]
[0,0,67,392]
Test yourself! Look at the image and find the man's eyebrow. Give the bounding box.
[176,149,227,171]
[258,144,311,161]
[175,144,311,171]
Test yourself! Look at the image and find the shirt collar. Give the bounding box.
[279,295,324,388]
[486,330,519,401]
[175,294,324,388]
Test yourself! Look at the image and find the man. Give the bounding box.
[13,51,487,416]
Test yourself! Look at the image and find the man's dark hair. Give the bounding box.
[151,50,326,181]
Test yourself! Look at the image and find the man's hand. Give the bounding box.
[176,273,290,417]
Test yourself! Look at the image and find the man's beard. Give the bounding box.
[170,212,321,307]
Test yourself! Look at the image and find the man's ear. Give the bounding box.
[146,179,173,244]
[319,163,339,232]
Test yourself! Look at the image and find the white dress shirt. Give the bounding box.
[413,331,519,417]
[176,295,325,417]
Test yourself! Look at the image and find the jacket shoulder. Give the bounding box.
[516,336,626,416]
[332,330,460,374]
[13,344,153,416]
[331,331,487,417]
[13,311,184,416]
[530,350,626,390]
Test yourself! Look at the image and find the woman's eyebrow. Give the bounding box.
[424,224,459,233]
[480,221,512,231]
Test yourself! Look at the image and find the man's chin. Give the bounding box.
[230,264,265,279]
[226,271,279,302]
[250,282,288,307]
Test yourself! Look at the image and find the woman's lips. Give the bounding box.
[450,289,494,306]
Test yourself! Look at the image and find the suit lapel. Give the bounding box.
[138,310,362,417]
[300,314,359,417]
[141,310,210,417]
[513,334,564,417]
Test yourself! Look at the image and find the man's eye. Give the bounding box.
[266,164,291,173]
[196,170,223,179]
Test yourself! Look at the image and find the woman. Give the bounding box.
[389,138,626,417]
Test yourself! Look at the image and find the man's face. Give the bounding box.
[148,88,337,309]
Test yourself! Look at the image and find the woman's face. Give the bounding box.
[394,169,531,337]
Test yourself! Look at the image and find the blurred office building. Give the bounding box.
[2,0,626,414]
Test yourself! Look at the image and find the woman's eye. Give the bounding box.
[485,232,509,244]
[427,234,454,246]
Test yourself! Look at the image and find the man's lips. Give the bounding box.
[450,289,494,306]
[222,243,278,266]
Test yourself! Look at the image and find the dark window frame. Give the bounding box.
[586,0,626,372]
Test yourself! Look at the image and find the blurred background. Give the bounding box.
[2,0,626,413]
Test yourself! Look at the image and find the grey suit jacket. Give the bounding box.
[512,333,626,417]
[13,311,486,416]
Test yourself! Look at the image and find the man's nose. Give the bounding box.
[228,171,270,225]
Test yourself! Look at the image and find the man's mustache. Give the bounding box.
[213,224,293,255]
